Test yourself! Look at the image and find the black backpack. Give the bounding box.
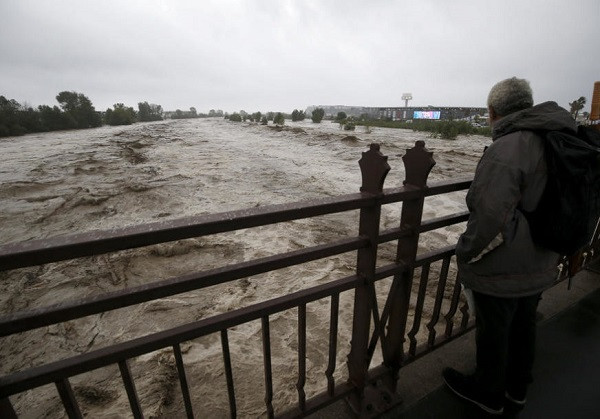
[523,126,600,255]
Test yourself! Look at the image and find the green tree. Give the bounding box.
[569,96,586,120]
[38,104,70,131]
[104,103,136,126]
[261,116,268,125]
[291,109,306,121]
[137,102,163,122]
[229,113,242,122]
[252,111,262,122]
[311,107,325,123]
[0,94,102,137]
[149,103,163,120]
[273,112,285,125]
[336,111,347,122]
[18,105,43,133]
[0,96,24,136]
[207,109,224,117]
[171,108,199,119]
[56,91,101,128]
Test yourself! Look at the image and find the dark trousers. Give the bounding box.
[472,291,541,396]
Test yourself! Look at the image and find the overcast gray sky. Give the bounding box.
[1,0,598,113]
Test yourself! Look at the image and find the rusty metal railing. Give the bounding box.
[1,141,593,418]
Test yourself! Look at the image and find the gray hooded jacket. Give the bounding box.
[456,101,577,297]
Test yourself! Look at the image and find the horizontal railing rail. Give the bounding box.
[0,180,471,272]
[0,273,364,398]
[0,236,368,337]
[0,211,470,338]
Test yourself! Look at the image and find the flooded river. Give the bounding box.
[0,118,489,417]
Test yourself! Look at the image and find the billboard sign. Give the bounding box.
[413,110,441,120]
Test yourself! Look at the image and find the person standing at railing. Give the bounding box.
[442,77,577,415]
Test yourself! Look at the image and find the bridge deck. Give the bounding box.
[390,269,600,419]
[309,267,600,419]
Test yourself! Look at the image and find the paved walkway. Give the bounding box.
[394,285,600,418]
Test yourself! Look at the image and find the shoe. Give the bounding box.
[443,368,504,415]
[505,389,527,406]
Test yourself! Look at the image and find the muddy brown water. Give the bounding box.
[0,118,488,417]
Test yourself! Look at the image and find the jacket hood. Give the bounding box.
[492,101,577,140]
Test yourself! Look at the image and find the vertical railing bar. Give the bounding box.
[172,344,195,419]
[55,378,83,419]
[366,328,381,361]
[407,263,430,357]
[426,257,451,348]
[325,293,340,397]
[221,330,237,419]
[444,275,463,338]
[365,279,389,366]
[297,304,307,412]
[388,266,415,361]
[459,300,471,329]
[367,276,401,359]
[261,316,275,419]
[367,262,410,360]
[118,360,144,419]
[0,398,17,419]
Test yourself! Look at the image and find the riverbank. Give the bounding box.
[356,119,492,140]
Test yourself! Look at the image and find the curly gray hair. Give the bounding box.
[487,77,533,117]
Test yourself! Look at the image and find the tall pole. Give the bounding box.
[590,81,600,132]
[401,93,412,109]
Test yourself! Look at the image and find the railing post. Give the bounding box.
[346,144,389,415]
[383,140,435,389]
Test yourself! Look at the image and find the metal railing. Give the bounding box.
[1,141,595,418]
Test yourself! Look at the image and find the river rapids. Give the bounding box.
[0,118,489,418]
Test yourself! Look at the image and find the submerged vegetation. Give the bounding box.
[311,107,325,123]
[224,108,323,126]
[355,118,492,139]
[291,109,306,121]
[273,112,285,126]
[222,107,490,140]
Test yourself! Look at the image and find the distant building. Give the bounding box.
[306,105,487,122]
[375,106,487,121]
